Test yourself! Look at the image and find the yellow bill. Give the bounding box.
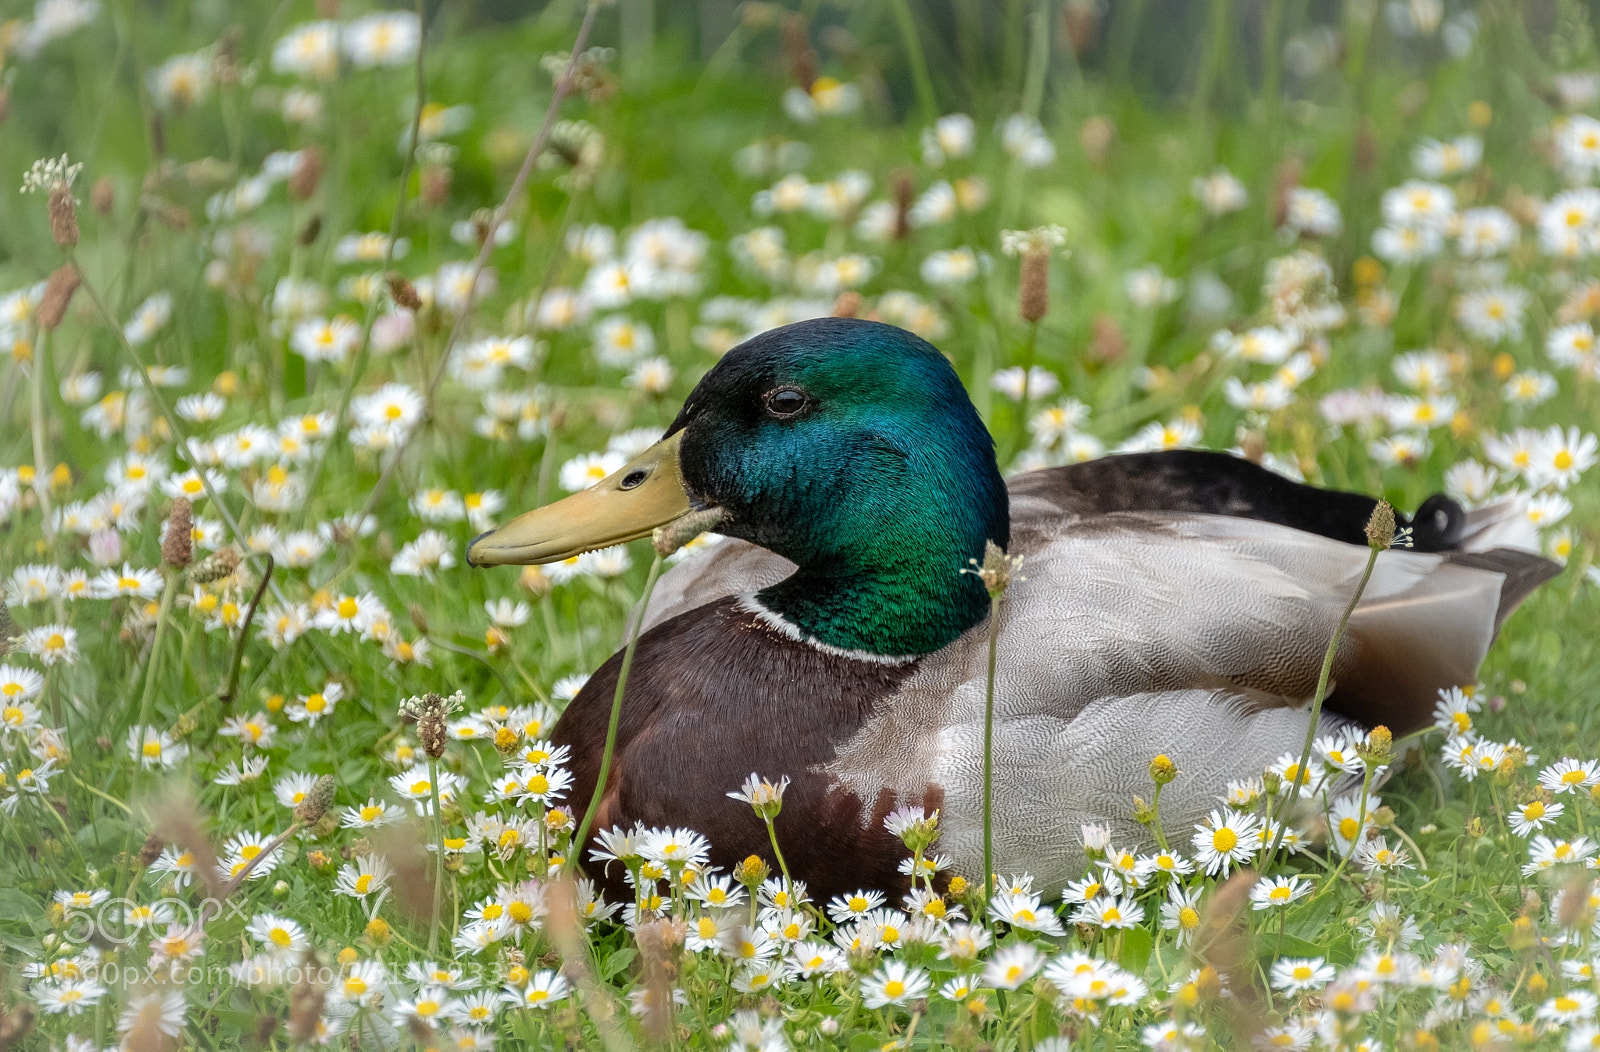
[467,430,695,567]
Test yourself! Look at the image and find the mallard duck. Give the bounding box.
[469,317,1557,900]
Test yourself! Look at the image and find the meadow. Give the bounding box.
[1,0,1599,1048]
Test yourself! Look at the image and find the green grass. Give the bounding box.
[2,0,1600,1049]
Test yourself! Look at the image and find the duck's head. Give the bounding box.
[469,318,1009,656]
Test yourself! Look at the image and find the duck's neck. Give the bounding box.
[753,498,1006,659]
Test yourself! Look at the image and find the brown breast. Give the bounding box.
[553,596,928,903]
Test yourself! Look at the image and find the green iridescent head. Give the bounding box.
[469,318,1010,657]
[670,318,1009,655]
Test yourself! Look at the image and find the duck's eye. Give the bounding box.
[619,469,649,490]
[763,386,808,419]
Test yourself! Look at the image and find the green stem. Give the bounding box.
[1262,542,1381,871]
[981,593,1002,902]
[132,573,180,742]
[218,556,274,705]
[30,327,54,539]
[1316,766,1375,898]
[763,816,793,889]
[570,550,665,871]
[428,753,444,955]
[888,0,938,124]
[1150,782,1169,853]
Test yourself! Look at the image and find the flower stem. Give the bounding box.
[30,327,54,540]
[981,592,1002,904]
[428,753,444,956]
[763,816,793,889]
[132,573,180,745]
[1262,542,1381,871]
[571,550,664,871]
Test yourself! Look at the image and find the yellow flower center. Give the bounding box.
[1212,828,1238,852]
[883,980,905,999]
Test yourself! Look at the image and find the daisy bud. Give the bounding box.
[1365,500,1396,551]
[48,182,78,248]
[1194,965,1223,1003]
[387,272,422,310]
[337,947,358,966]
[289,147,324,201]
[734,854,770,888]
[652,507,728,558]
[1149,753,1178,785]
[1371,806,1396,828]
[363,916,392,946]
[90,175,114,214]
[1409,1030,1440,1052]
[493,725,521,755]
[162,498,194,568]
[831,290,861,318]
[292,774,336,826]
[1526,970,1548,997]
[1509,916,1536,951]
[1357,725,1393,767]
[306,849,332,871]
[36,265,80,331]
[1131,795,1155,826]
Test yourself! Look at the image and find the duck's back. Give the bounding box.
[597,451,1558,889]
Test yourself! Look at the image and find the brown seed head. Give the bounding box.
[421,165,451,207]
[0,604,16,657]
[136,832,164,868]
[293,775,336,826]
[187,547,240,584]
[36,265,80,331]
[967,539,1021,600]
[297,213,322,246]
[1019,249,1049,323]
[1365,500,1396,550]
[387,272,422,310]
[289,147,324,201]
[831,290,862,318]
[287,963,327,1044]
[652,507,728,559]
[90,176,115,214]
[162,498,193,568]
[0,1001,35,1048]
[48,183,79,248]
[892,170,915,241]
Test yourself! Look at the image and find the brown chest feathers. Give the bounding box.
[552,597,928,903]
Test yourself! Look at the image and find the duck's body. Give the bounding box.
[469,319,1558,901]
